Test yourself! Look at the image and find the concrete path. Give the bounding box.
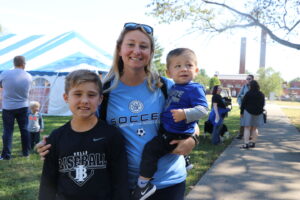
[186,104,300,200]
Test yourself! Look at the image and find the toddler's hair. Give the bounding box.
[65,70,103,95]
[166,48,197,68]
[30,101,40,109]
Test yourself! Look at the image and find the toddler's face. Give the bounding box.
[31,105,40,113]
[166,53,199,84]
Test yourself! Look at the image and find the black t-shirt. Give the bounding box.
[212,94,226,109]
[39,120,129,200]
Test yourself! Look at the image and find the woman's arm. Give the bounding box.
[170,125,199,155]
[213,103,220,123]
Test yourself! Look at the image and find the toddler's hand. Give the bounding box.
[170,109,186,122]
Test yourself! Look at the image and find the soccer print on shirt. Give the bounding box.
[136,128,146,136]
[128,100,144,113]
[58,151,107,187]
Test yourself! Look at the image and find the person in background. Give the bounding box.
[209,85,230,145]
[37,22,197,200]
[0,55,32,160]
[208,72,221,91]
[39,69,129,200]
[28,101,44,150]
[236,74,254,140]
[132,48,208,200]
[240,80,265,149]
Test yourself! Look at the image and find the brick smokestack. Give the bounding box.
[239,37,246,74]
[259,29,267,68]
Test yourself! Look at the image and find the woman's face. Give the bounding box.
[217,87,222,94]
[119,30,152,73]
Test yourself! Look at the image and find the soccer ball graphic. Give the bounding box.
[136,128,146,136]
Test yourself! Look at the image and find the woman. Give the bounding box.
[37,22,197,200]
[240,80,265,149]
[210,85,229,145]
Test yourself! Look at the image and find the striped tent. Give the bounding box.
[0,31,112,115]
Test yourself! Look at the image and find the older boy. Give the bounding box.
[39,70,129,200]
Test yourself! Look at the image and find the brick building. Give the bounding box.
[218,74,249,97]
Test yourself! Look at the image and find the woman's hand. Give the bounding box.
[170,137,195,155]
[35,135,51,160]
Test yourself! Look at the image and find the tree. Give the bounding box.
[208,75,221,90]
[194,69,210,88]
[147,0,300,50]
[289,77,300,83]
[153,37,167,76]
[256,67,283,98]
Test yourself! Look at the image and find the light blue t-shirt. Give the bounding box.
[0,68,32,109]
[106,78,186,189]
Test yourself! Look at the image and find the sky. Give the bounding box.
[0,0,299,81]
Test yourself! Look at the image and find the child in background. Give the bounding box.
[132,48,208,200]
[39,69,129,200]
[28,101,44,150]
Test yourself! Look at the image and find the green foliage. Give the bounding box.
[208,76,221,90]
[256,67,283,98]
[290,77,300,83]
[194,69,210,88]
[153,37,167,76]
[147,0,300,50]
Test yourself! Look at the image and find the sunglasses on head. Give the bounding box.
[124,22,154,35]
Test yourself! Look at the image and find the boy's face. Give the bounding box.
[63,82,102,120]
[166,53,199,84]
[31,105,39,113]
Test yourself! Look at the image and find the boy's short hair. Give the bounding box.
[13,56,26,67]
[65,70,103,95]
[166,48,197,68]
[30,101,40,109]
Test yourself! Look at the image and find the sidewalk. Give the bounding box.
[186,104,300,200]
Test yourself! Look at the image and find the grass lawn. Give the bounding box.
[281,108,300,131]
[0,108,241,200]
[271,100,300,131]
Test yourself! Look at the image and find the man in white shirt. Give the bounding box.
[0,56,32,160]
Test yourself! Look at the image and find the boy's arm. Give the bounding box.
[38,136,58,200]
[184,105,209,123]
[109,128,130,200]
[184,84,209,123]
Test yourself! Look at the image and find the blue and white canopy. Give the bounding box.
[0,31,112,73]
[0,32,112,115]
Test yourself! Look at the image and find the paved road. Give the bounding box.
[186,104,300,200]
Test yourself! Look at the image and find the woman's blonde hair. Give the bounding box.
[103,26,162,92]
